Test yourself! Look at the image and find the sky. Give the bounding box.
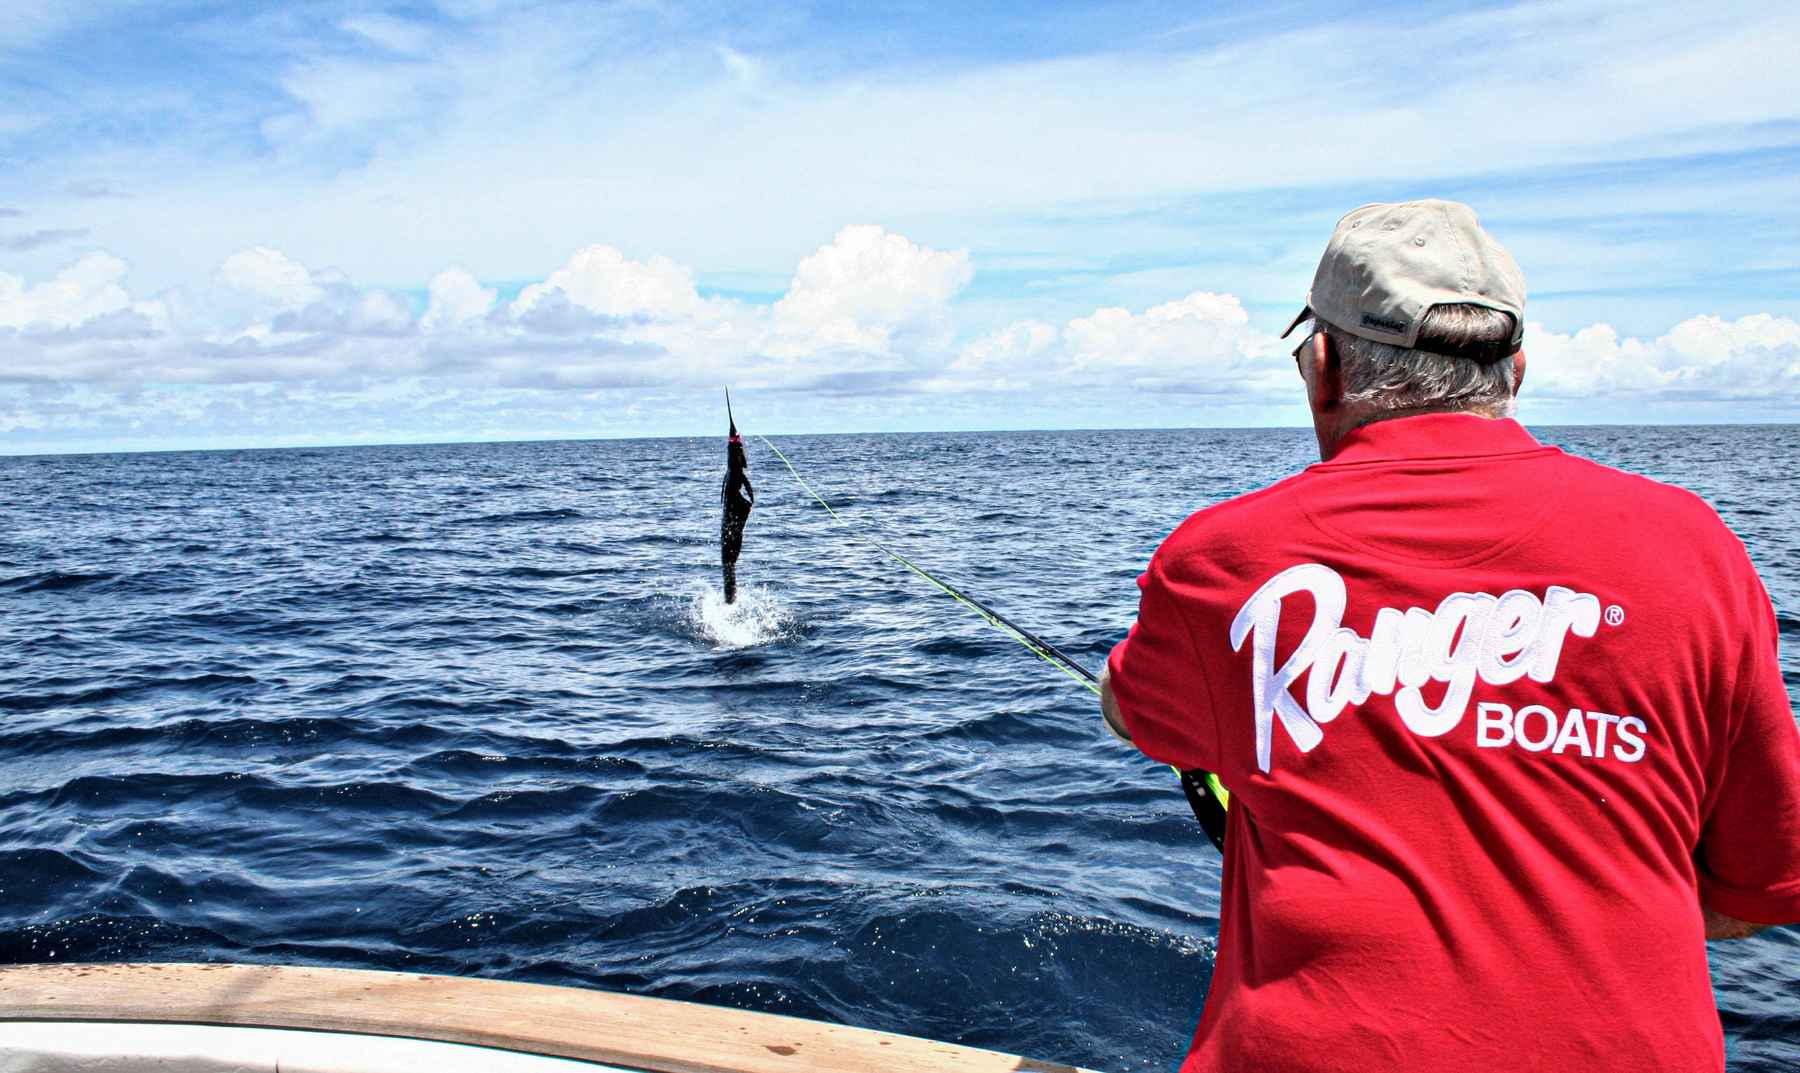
[1,0,1797,454]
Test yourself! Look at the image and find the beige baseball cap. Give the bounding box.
[1280,199,1525,361]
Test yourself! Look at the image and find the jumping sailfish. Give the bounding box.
[720,389,755,604]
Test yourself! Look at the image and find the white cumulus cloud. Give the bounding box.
[1064,292,1260,376]
[512,245,707,320]
[1527,314,1800,401]
[772,224,973,353]
[0,253,132,329]
[422,267,496,330]
[946,292,1286,397]
[219,246,322,307]
[945,319,1059,391]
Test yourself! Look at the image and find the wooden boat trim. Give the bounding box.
[0,963,1092,1073]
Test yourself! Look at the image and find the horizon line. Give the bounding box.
[4,417,1797,461]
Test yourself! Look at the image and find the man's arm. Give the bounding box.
[1099,663,1131,744]
[1703,905,1769,941]
[1101,554,1219,771]
[1693,565,1800,934]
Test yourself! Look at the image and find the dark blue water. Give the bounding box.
[1,427,1795,1071]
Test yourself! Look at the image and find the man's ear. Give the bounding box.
[1511,349,1527,394]
[1308,329,1343,412]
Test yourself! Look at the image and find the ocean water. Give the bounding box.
[0,426,1795,1071]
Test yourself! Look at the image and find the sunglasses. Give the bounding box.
[1290,331,1315,363]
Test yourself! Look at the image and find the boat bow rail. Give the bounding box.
[0,963,1094,1073]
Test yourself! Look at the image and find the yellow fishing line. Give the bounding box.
[756,434,1231,833]
[757,435,1101,695]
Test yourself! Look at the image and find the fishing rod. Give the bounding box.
[755,433,1231,851]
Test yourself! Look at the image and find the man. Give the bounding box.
[1100,199,1800,1071]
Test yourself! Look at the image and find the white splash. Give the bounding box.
[685,581,791,649]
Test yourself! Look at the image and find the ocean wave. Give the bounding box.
[2,570,118,593]
[0,672,262,714]
[401,749,646,781]
[456,507,587,527]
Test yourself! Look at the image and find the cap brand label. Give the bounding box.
[1360,313,1407,334]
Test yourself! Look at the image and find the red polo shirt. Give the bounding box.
[1108,412,1800,1072]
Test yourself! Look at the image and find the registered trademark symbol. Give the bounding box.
[1604,605,1625,627]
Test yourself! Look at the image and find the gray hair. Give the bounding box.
[1315,304,1519,417]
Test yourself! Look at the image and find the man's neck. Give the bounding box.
[1315,403,1513,461]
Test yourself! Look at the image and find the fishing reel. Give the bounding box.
[1177,768,1230,852]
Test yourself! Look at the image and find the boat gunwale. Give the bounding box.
[0,962,1092,1073]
